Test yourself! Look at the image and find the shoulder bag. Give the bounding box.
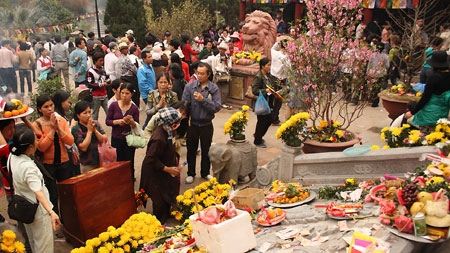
[126,122,146,148]
[6,156,39,224]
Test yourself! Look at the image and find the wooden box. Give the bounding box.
[57,161,136,247]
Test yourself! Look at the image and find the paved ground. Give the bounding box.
[0,76,393,251]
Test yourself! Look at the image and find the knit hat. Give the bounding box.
[155,107,181,140]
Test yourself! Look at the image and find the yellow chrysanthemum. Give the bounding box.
[319,120,328,129]
[335,129,344,137]
[426,176,445,185]
[391,127,401,137]
[332,120,341,128]
[382,145,390,149]
[381,126,390,133]
[371,145,380,150]
[99,232,109,242]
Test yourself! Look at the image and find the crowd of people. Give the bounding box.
[0,12,449,251]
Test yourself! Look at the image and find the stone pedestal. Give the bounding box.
[228,64,259,106]
[278,145,302,182]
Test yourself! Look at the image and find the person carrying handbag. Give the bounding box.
[9,127,61,252]
[252,57,276,148]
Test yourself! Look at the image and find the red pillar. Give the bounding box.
[362,8,373,25]
[240,1,246,22]
[294,3,304,25]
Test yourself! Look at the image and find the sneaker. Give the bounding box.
[255,143,267,148]
[203,175,213,180]
[185,176,194,184]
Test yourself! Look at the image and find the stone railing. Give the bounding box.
[253,146,436,187]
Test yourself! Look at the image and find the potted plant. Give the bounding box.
[223,105,250,141]
[283,0,375,153]
[275,112,310,147]
[378,85,421,120]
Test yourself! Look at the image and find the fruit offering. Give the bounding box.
[256,207,286,226]
[2,99,29,118]
[268,180,310,204]
[325,202,364,217]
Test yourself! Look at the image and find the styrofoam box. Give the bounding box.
[189,209,257,253]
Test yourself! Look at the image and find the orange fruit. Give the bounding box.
[22,104,29,111]
[4,111,12,118]
[275,208,283,216]
[11,110,19,116]
[18,108,26,114]
[267,209,276,219]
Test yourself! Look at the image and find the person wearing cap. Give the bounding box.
[139,107,182,223]
[163,31,172,50]
[69,37,88,87]
[105,42,118,83]
[211,41,232,83]
[405,51,450,131]
[230,31,243,51]
[182,62,222,184]
[125,29,134,38]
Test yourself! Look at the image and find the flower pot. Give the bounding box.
[378,92,420,120]
[231,133,246,141]
[302,138,360,154]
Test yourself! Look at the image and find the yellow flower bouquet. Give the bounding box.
[275,112,310,147]
[380,119,450,148]
[233,50,261,65]
[0,230,25,253]
[223,105,250,140]
[171,177,234,221]
[71,213,164,253]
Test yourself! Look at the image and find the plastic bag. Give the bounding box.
[98,141,117,166]
[254,91,271,115]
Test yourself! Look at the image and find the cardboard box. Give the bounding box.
[232,188,265,211]
[190,209,256,253]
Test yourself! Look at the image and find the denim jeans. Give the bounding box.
[92,96,108,120]
[19,69,32,93]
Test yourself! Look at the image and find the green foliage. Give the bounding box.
[146,0,213,41]
[35,0,74,25]
[30,77,76,120]
[104,0,147,48]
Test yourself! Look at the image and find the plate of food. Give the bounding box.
[256,208,286,226]
[1,100,32,120]
[268,191,316,208]
[325,202,365,219]
[385,226,447,244]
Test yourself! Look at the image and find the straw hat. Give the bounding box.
[118,42,129,50]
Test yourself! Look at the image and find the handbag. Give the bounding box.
[126,123,146,148]
[6,156,39,224]
[8,195,39,224]
[98,141,117,166]
[245,86,257,99]
[254,90,271,115]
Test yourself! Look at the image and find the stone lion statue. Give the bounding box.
[242,10,277,59]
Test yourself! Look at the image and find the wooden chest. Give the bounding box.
[57,161,136,247]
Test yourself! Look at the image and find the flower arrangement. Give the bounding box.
[135,189,148,208]
[380,124,425,148]
[0,230,25,253]
[233,50,261,64]
[284,0,374,135]
[171,177,234,221]
[275,112,310,147]
[223,105,250,140]
[71,213,164,253]
[318,178,375,201]
[379,119,450,148]
[309,120,356,143]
